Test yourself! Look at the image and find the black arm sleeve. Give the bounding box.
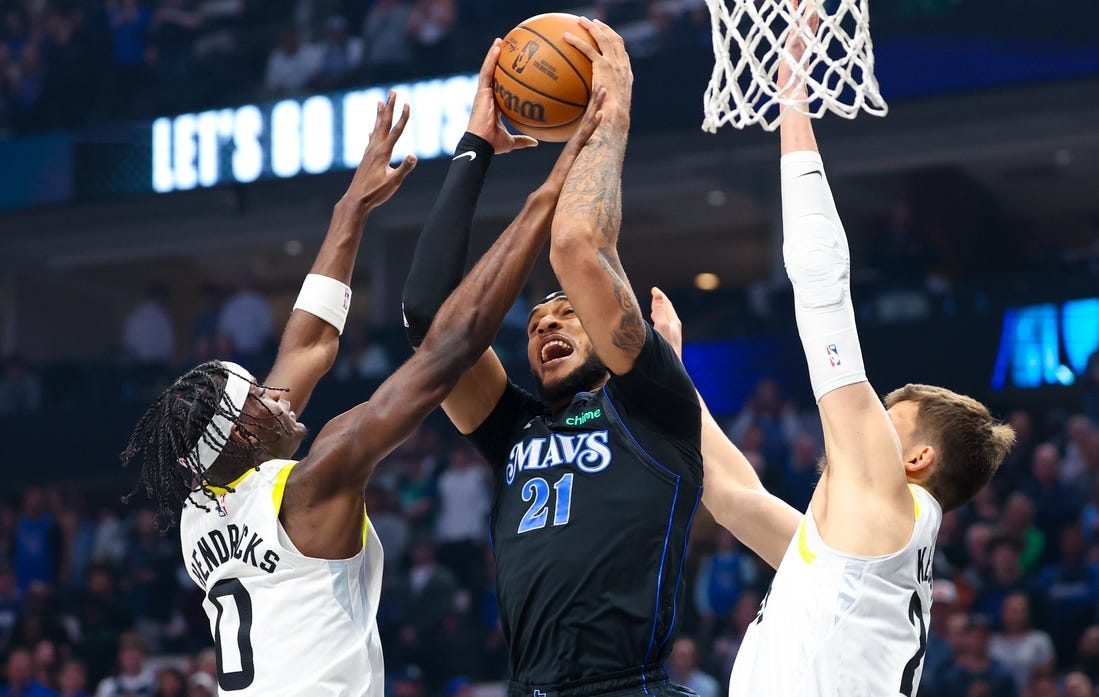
[606,323,701,440]
[401,132,495,346]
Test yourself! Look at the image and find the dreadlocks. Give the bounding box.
[120,361,286,531]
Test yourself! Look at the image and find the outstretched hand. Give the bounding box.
[343,91,418,211]
[650,287,683,359]
[777,0,819,96]
[541,85,607,193]
[467,39,539,154]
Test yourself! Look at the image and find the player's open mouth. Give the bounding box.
[540,339,574,367]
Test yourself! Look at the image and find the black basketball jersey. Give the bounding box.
[470,324,703,689]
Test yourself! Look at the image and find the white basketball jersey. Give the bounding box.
[180,461,384,697]
[728,485,941,697]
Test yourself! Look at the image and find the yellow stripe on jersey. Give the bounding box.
[797,517,816,564]
[909,485,921,519]
[272,461,298,516]
[205,467,259,496]
[363,513,370,549]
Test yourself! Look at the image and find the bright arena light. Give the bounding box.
[695,273,721,291]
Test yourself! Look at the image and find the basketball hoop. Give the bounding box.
[701,0,888,132]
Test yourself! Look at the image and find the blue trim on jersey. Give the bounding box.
[644,481,680,665]
[659,487,703,654]
[602,388,678,479]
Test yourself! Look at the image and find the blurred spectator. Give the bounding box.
[1085,351,1099,427]
[188,283,226,364]
[433,443,490,587]
[728,379,799,473]
[362,0,412,83]
[0,647,56,697]
[152,667,184,697]
[0,355,43,416]
[921,603,968,696]
[121,282,176,368]
[1000,493,1045,574]
[666,637,720,697]
[1021,443,1080,547]
[105,0,151,109]
[706,590,759,680]
[335,327,393,381]
[309,16,362,90]
[990,592,1055,693]
[1079,626,1099,685]
[56,506,96,593]
[940,615,1018,697]
[13,488,58,592]
[693,529,757,631]
[1039,527,1099,665]
[780,432,819,512]
[147,0,202,110]
[1062,416,1099,490]
[216,277,273,363]
[392,665,424,697]
[183,673,213,697]
[31,640,58,692]
[392,539,459,669]
[997,411,1037,497]
[0,566,20,656]
[75,565,134,685]
[405,0,455,76]
[1066,671,1098,697]
[56,660,89,697]
[263,25,317,96]
[93,631,155,697]
[973,536,1032,625]
[366,486,410,577]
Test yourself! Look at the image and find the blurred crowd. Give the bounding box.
[3,372,1099,697]
[0,0,716,136]
[0,0,998,137]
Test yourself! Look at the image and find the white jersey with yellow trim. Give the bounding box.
[728,485,942,697]
[180,460,384,697]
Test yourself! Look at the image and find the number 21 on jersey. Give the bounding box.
[518,473,574,534]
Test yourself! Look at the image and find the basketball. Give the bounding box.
[494,13,596,142]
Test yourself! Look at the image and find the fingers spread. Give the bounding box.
[563,31,600,61]
[478,39,501,86]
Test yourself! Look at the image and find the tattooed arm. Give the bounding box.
[551,18,644,375]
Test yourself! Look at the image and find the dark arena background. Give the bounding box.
[1,0,1098,695]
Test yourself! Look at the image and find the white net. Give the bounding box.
[701,0,888,132]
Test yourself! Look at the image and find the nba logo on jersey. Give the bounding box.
[343,287,351,310]
[827,344,841,367]
[216,496,229,517]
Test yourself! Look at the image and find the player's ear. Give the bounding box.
[903,444,936,478]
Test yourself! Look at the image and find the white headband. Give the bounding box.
[180,361,256,474]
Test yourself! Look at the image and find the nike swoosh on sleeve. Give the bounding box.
[453,151,477,162]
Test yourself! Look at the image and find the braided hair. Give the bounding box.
[120,361,286,530]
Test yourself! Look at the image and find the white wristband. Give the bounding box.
[293,274,351,334]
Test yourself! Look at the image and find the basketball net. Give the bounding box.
[701,0,888,132]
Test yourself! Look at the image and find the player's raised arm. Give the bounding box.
[777,2,912,553]
[285,91,606,557]
[400,40,538,435]
[651,287,800,568]
[265,92,416,417]
[551,18,644,376]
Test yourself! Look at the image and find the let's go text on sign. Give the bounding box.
[152,75,477,193]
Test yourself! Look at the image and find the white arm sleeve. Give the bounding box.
[781,151,867,402]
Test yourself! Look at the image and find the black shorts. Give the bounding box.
[506,666,698,697]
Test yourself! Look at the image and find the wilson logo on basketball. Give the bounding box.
[493,81,546,123]
[513,40,539,73]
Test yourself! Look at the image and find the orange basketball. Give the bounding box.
[494,13,596,142]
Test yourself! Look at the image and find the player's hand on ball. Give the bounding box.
[343,90,417,211]
[566,18,632,125]
[650,287,684,359]
[469,39,539,154]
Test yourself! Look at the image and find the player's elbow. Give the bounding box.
[551,219,599,256]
